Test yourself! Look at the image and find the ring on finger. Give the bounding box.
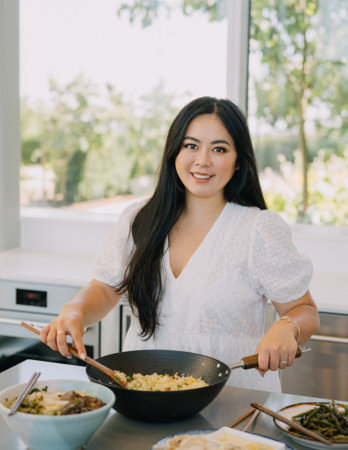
[57,330,66,336]
[280,360,288,364]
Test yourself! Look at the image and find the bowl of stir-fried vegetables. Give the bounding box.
[0,378,115,450]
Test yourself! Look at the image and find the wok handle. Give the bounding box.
[241,346,303,369]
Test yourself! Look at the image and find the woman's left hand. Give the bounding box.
[255,291,319,376]
[255,319,298,376]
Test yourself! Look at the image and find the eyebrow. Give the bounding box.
[183,136,232,146]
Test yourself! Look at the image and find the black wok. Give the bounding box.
[86,348,304,422]
[86,349,258,422]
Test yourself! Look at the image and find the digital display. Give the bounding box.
[16,288,47,307]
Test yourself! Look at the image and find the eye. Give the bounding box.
[213,146,226,153]
[184,143,197,150]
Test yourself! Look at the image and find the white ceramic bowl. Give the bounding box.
[0,378,115,450]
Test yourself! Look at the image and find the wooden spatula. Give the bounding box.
[21,321,128,388]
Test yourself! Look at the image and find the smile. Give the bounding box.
[191,173,212,180]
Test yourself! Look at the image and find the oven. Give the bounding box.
[0,279,101,372]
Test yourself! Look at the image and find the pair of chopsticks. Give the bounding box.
[251,402,332,446]
[8,371,41,416]
[229,402,332,446]
[229,407,260,432]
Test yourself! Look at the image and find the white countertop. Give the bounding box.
[0,248,94,287]
[0,247,347,314]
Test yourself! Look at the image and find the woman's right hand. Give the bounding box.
[40,279,122,360]
[40,308,86,360]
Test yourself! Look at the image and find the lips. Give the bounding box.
[191,172,212,180]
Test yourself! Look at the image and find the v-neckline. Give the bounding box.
[166,202,228,281]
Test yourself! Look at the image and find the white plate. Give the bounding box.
[274,402,348,449]
[151,428,294,449]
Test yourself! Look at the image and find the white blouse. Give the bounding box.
[92,200,313,393]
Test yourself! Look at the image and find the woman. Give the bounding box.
[41,97,319,392]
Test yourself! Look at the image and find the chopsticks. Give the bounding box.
[229,407,256,428]
[242,409,260,432]
[229,407,260,432]
[251,402,332,446]
[8,371,41,416]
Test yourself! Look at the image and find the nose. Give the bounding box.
[195,148,211,167]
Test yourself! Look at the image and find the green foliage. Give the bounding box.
[117,0,225,27]
[261,148,348,225]
[20,77,178,206]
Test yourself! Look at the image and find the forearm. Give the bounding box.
[275,304,320,345]
[61,278,122,326]
[272,291,320,345]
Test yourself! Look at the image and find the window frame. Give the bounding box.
[0,0,20,251]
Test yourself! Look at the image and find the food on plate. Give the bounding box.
[153,427,286,449]
[2,386,106,415]
[154,434,219,449]
[291,400,348,441]
[153,433,219,449]
[113,370,208,391]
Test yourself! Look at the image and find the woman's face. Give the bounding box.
[175,113,238,203]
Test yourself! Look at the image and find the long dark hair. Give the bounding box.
[117,97,267,339]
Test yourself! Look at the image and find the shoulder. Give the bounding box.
[117,197,149,222]
[224,202,263,225]
[106,197,149,239]
[252,209,291,236]
[223,203,290,238]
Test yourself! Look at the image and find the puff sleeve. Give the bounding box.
[249,210,313,303]
[92,201,143,286]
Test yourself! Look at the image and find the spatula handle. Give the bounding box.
[242,346,303,369]
[21,321,127,387]
[21,320,85,360]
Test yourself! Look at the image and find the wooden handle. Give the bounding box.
[21,321,127,388]
[242,347,303,369]
[251,402,332,446]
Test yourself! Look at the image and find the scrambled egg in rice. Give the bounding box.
[113,371,208,391]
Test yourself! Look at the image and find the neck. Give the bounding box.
[183,194,226,221]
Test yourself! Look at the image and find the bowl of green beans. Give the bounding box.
[274,401,348,449]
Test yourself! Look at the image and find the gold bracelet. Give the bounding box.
[278,315,300,342]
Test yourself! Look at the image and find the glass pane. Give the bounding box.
[20,0,227,215]
[248,0,348,225]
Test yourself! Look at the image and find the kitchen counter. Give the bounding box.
[0,248,94,287]
[0,359,337,450]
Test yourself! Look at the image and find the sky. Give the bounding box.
[19,0,228,106]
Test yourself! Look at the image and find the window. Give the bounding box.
[2,0,348,259]
[19,0,228,216]
[248,0,348,225]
